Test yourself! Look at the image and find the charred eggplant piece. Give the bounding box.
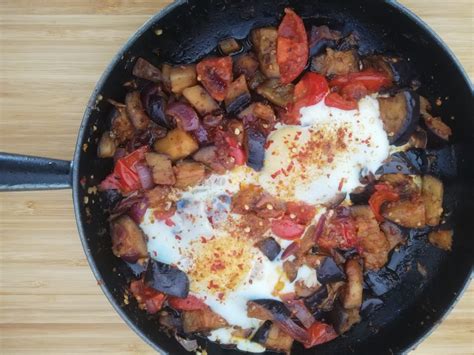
[380,221,406,250]
[378,90,420,145]
[141,85,172,129]
[252,321,294,353]
[251,27,280,78]
[182,308,228,333]
[144,259,189,298]
[126,91,151,130]
[311,48,359,76]
[422,175,444,226]
[309,25,341,57]
[317,257,346,284]
[349,184,375,205]
[362,55,412,87]
[182,85,219,116]
[218,38,242,55]
[173,161,206,189]
[244,128,266,171]
[154,128,199,161]
[159,308,183,330]
[428,229,453,251]
[327,301,361,334]
[111,215,148,263]
[256,237,281,261]
[360,297,384,316]
[409,126,428,149]
[376,149,428,175]
[424,115,452,142]
[304,286,329,313]
[340,259,363,310]
[225,75,251,114]
[234,53,260,82]
[382,196,426,228]
[256,79,294,107]
[132,57,162,83]
[145,152,175,186]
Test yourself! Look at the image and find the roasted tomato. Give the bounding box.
[285,201,317,225]
[340,82,368,101]
[271,218,306,240]
[130,279,167,315]
[368,183,400,222]
[325,92,358,110]
[329,69,391,93]
[196,56,233,101]
[317,209,359,250]
[168,294,207,311]
[285,72,328,123]
[304,321,338,348]
[277,8,309,84]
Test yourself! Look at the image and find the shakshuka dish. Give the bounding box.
[96,8,454,353]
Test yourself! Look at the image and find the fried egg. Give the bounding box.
[140,95,390,351]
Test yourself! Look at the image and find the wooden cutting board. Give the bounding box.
[0,1,472,354]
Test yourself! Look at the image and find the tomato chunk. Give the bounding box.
[340,82,368,101]
[168,294,207,311]
[285,72,328,124]
[196,56,233,101]
[225,135,246,165]
[271,218,306,240]
[277,8,308,84]
[285,201,316,225]
[130,279,166,314]
[329,69,391,93]
[368,183,400,222]
[304,321,338,348]
[325,92,358,110]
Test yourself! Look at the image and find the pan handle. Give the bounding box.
[0,152,72,191]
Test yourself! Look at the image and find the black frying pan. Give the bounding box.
[1,0,473,353]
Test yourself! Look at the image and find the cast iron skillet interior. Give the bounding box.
[35,0,474,353]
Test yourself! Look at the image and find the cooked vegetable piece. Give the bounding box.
[317,208,358,250]
[239,213,270,240]
[111,103,135,143]
[325,92,357,110]
[252,321,294,353]
[234,53,260,81]
[304,321,338,348]
[125,91,151,130]
[165,101,199,131]
[340,259,363,309]
[168,294,207,311]
[284,299,316,328]
[130,279,166,314]
[304,286,329,313]
[144,259,189,298]
[193,146,230,174]
[376,149,428,176]
[97,131,116,158]
[248,70,267,91]
[327,301,361,334]
[368,183,400,221]
[170,65,197,94]
[362,55,411,86]
[218,38,241,55]
[311,48,359,76]
[351,205,390,270]
[182,308,228,333]
[382,195,426,228]
[309,25,341,56]
[247,300,274,320]
[243,127,266,171]
[256,78,294,107]
[283,260,298,282]
[111,215,148,262]
[173,161,206,188]
[271,218,305,240]
[141,85,171,128]
[378,90,420,145]
[422,175,444,226]
[256,237,281,261]
[160,63,172,92]
[295,280,320,298]
[159,309,183,329]
[380,221,406,250]
[428,229,453,251]
[145,185,176,219]
[196,56,233,101]
[154,128,199,161]
[132,57,162,82]
[424,115,452,141]
[277,8,308,84]
[238,102,276,135]
[145,152,175,185]
[224,75,251,114]
[251,27,280,78]
[409,126,428,149]
[317,257,346,284]
[182,85,219,116]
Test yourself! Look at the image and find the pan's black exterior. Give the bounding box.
[1,0,473,354]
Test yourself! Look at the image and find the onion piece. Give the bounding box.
[166,102,199,131]
[128,199,149,224]
[135,162,154,190]
[175,334,198,352]
[285,299,315,329]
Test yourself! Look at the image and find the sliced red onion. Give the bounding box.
[285,299,315,329]
[136,162,154,190]
[110,191,143,216]
[281,241,300,260]
[274,317,309,344]
[313,213,327,242]
[166,102,199,131]
[113,148,127,163]
[129,199,149,224]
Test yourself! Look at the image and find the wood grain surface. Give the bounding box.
[0,1,472,354]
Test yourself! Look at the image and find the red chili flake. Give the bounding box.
[338,178,345,192]
[211,260,225,272]
[218,292,225,300]
[201,236,208,243]
[237,263,243,270]
[208,280,219,289]
[271,169,282,179]
[175,235,182,240]
[207,216,214,225]
[286,161,294,173]
[264,140,274,149]
[165,218,175,227]
[153,250,158,257]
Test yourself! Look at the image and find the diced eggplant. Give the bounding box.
[409,126,428,149]
[170,65,197,94]
[309,25,341,57]
[154,128,199,161]
[422,175,444,226]
[247,300,275,321]
[218,38,242,55]
[251,27,280,78]
[424,115,452,141]
[379,173,420,199]
[340,259,363,310]
[428,229,453,251]
[110,103,135,143]
[141,84,172,129]
[351,206,390,270]
[145,152,176,185]
[360,297,384,317]
[238,102,276,136]
[244,127,266,171]
[317,257,346,284]
[226,119,245,145]
[252,321,294,353]
[97,131,116,158]
[311,48,359,76]
[111,215,148,262]
[173,161,206,189]
[129,126,168,150]
[182,308,228,333]
[256,237,281,261]
[161,63,172,92]
[382,195,426,228]
[376,149,428,176]
[284,299,315,329]
[165,102,200,131]
[144,259,189,298]
[132,57,162,83]
[159,308,183,330]
[256,79,294,107]
[380,221,406,250]
[193,146,228,174]
[125,91,151,130]
[283,260,298,282]
[182,85,219,116]
[225,75,251,114]
[248,70,267,91]
[234,53,260,81]
[327,301,361,334]
[349,185,375,205]
[362,55,411,86]
[304,286,329,313]
[378,90,420,145]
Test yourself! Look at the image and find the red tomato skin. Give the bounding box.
[271,218,306,240]
[324,92,358,110]
[329,69,391,93]
[168,295,207,311]
[285,201,316,225]
[368,183,400,222]
[130,279,166,314]
[196,56,233,101]
[304,321,338,348]
[277,8,308,84]
[341,82,368,100]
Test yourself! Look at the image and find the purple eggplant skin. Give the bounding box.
[361,297,384,317]
[256,237,281,261]
[304,286,329,313]
[244,128,266,171]
[317,257,346,284]
[253,299,292,319]
[226,92,251,115]
[141,84,173,129]
[144,259,189,298]
[326,300,360,334]
[349,184,375,205]
[252,320,272,344]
